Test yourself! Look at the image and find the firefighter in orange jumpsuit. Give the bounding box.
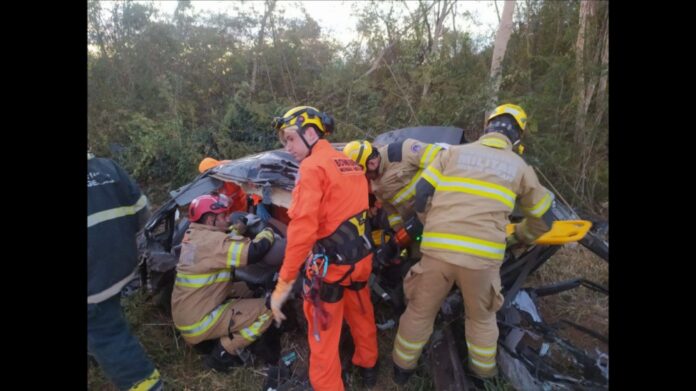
[198,157,250,213]
[268,106,379,390]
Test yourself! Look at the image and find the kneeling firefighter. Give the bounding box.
[269,106,379,390]
[171,193,280,372]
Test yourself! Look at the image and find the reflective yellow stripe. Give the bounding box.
[176,302,230,337]
[438,179,516,208]
[467,341,497,357]
[227,241,244,268]
[175,270,232,288]
[396,333,426,350]
[390,145,443,206]
[419,144,442,168]
[422,232,506,260]
[240,313,271,342]
[470,357,496,369]
[88,194,148,227]
[422,166,516,209]
[424,165,443,180]
[421,166,439,187]
[388,214,403,227]
[524,191,554,217]
[481,138,509,149]
[129,369,161,391]
[394,346,418,362]
[390,172,421,205]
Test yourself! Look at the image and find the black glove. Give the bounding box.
[373,240,397,271]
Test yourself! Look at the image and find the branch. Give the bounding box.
[383,58,418,123]
[494,0,501,24]
[358,42,395,80]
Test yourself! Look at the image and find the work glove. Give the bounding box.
[253,227,275,246]
[228,220,247,236]
[270,278,295,327]
[506,233,526,251]
[256,203,272,223]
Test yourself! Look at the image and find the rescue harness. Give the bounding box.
[302,210,372,341]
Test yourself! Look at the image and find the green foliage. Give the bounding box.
[88,0,608,211]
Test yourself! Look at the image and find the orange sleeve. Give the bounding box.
[223,182,248,212]
[279,163,323,282]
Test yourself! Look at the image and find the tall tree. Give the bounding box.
[487,0,515,121]
[420,0,455,99]
[574,0,592,144]
[250,0,276,95]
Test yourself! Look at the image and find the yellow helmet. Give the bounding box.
[271,105,335,135]
[487,103,528,132]
[343,140,373,171]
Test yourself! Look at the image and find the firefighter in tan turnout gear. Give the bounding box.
[391,104,556,384]
[171,193,277,372]
[342,138,443,257]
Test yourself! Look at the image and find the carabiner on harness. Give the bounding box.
[304,252,331,342]
[314,253,329,278]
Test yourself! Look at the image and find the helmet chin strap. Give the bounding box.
[297,126,320,154]
[369,150,381,176]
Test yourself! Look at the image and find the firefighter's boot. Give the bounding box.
[203,341,244,373]
[248,324,282,365]
[392,363,415,386]
[359,361,379,389]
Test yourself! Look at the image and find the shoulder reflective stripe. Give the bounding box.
[175,270,232,288]
[419,144,442,167]
[466,341,497,357]
[176,302,230,337]
[396,333,426,350]
[240,313,271,342]
[388,214,403,227]
[390,145,443,206]
[227,241,244,268]
[524,191,554,217]
[129,369,161,391]
[421,232,505,260]
[470,357,496,369]
[421,167,439,187]
[394,346,418,362]
[88,194,148,228]
[481,138,509,149]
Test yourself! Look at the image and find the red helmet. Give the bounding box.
[188,193,231,222]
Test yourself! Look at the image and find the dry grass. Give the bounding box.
[88,246,607,390]
[525,245,609,351]
[88,294,499,390]
[87,293,443,391]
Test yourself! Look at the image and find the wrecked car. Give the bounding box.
[137,126,609,390]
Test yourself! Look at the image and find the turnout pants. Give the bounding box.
[180,282,273,355]
[87,295,162,390]
[392,256,504,378]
